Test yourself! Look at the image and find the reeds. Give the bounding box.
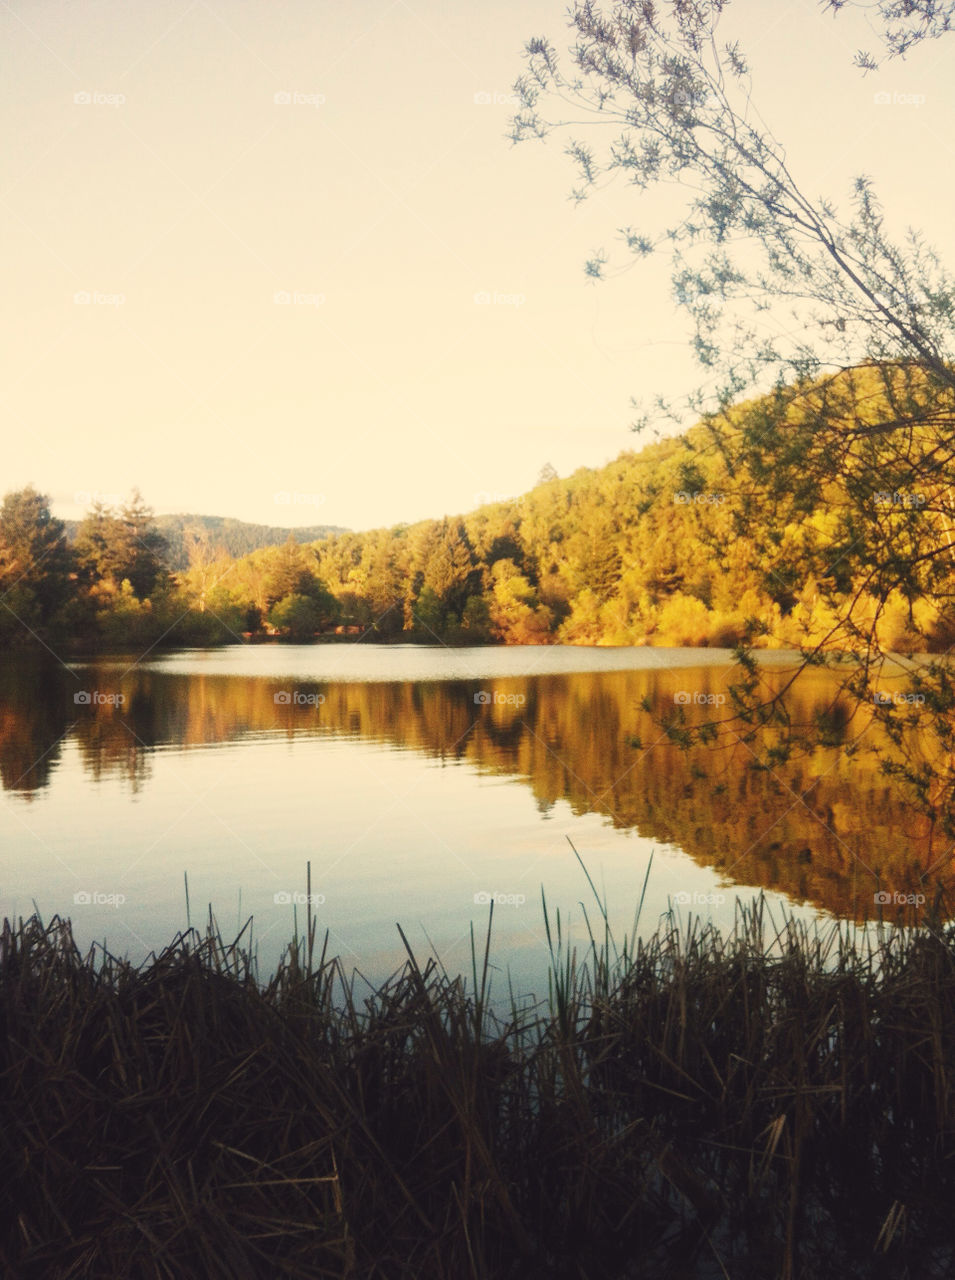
[2,874,955,1277]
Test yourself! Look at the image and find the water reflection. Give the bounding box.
[0,654,948,919]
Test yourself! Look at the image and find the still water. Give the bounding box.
[0,644,940,1005]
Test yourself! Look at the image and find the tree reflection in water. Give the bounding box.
[0,656,947,920]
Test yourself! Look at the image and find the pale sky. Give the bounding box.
[3,0,954,532]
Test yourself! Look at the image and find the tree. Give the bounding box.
[413,586,446,636]
[182,524,224,613]
[510,2,955,828]
[562,510,622,604]
[360,531,405,635]
[268,592,337,640]
[415,519,477,632]
[263,534,316,607]
[824,0,955,68]
[512,5,955,425]
[488,560,553,643]
[75,490,168,599]
[261,534,342,611]
[0,486,72,636]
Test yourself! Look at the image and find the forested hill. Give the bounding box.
[284,364,955,650]
[62,513,348,571]
[6,366,954,650]
[291,432,761,646]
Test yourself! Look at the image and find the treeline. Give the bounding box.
[292,365,955,650]
[0,490,341,649]
[5,366,955,650]
[179,435,759,646]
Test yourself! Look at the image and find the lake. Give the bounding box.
[0,644,942,1008]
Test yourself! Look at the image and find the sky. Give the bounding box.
[3,0,955,532]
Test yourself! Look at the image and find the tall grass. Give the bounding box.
[1,861,954,1277]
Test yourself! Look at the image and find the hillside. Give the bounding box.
[248,363,952,650]
[10,364,954,651]
[63,513,348,572]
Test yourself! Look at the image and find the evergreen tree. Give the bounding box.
[75,490,167,599]
[0,486,72,633]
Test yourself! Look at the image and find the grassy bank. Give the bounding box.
[1,888,955,1278]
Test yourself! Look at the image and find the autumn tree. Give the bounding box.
[181,524,226,614]
[488,560,553,643]
[268,592,337,639]
[262,535,309,606]
[510,0,955,827]
[360,530,406,635]
[413,519,477,632]
[0,487,73,637]
[75,490,168,598]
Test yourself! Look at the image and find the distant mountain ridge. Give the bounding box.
[63,513,348,572]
